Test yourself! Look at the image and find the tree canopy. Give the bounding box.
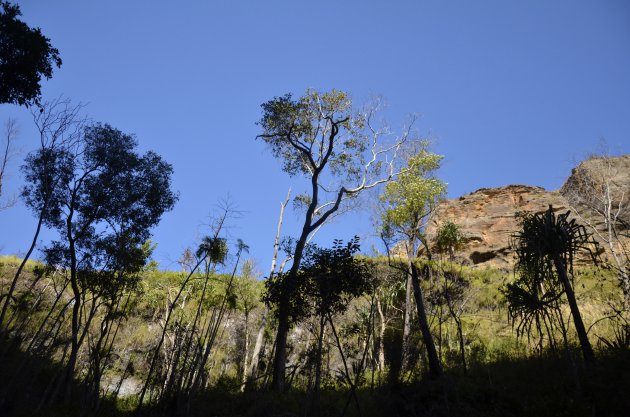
[380,148,445,241]
[0,2,62,107]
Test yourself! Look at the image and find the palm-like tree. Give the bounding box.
[511,206,596,364]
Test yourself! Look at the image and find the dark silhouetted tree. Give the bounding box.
[0,1,62,107]
[511,206,597,364]
[21,122,177,402]
[264,236,371,408]
[0,99,85,330]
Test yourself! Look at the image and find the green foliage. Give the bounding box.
[0,1,62,106]
[196,236,228,265]
[435,220,464,256]
[264,237,372,322]
[22,123,178,281]
[257,89,362,178]
[233,260,262,314]
[302,236,373,318]
[380,147,445,240]
[1,251,627,416]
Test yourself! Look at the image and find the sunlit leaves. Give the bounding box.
[196,236,228,265]
[435,220,464,256]
[380,148,445,234]
[257,89,366,180]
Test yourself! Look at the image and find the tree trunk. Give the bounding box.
[402,271,413,369]
[375,296,386,372]
[0,211,46,329]
[240,312,250,392]
[248,306,268,382]
[411,263,442,379]
[61,205,81,405]
[250,191,288,388]
[314,315,325,397]
[401,241,416,373]
[455,315,467,375]
[271,211,312,392]
[271,303,290,392]
[444,277,467,375]
[553,256,595,364]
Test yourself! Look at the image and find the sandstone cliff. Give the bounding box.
[424,155,630,270]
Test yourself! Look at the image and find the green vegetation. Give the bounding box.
[1,246,628,416]
[0,78,628,415]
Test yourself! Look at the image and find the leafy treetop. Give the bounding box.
[380,148,445,240]
[0,2,62,107]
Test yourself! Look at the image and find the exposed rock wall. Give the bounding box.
[425,155,630,269]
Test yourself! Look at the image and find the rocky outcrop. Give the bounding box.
[424,155,630,269]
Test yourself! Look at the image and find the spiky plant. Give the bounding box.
[503,264,564,353]
[510,205,597,364]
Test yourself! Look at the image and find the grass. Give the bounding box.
[1,256,627,416]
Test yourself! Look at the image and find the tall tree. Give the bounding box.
[257,89,413,391]
[234,259,262,391]
[0,99,85,330]
[21,122,177,402]
[0,1,62,107]
[380,144,445,379]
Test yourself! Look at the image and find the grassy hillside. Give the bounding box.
[0,255,628,416]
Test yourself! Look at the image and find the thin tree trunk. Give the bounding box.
[249,190,289,386]
[0,211,46,329]
[553,256,595,364]
[314,315,325,398]
[248,307,268,383]
[402,270,413,369]
[411,263,442,379]
[444,277,467,375]
[188,250,245,395]
[375,295,386,372]
[240,311,250,392]
[137,255,207,408]
[63,213,80,404]
[327,315,362,416]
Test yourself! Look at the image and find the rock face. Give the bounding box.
[425,155,630,270]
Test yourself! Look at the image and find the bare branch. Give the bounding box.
[0,118,19,210]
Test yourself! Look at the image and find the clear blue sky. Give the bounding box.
[1,0,629,272]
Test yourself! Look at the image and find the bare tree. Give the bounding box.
[0,118,18,211]
[247,188,291,389]
[562,153,630,311]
